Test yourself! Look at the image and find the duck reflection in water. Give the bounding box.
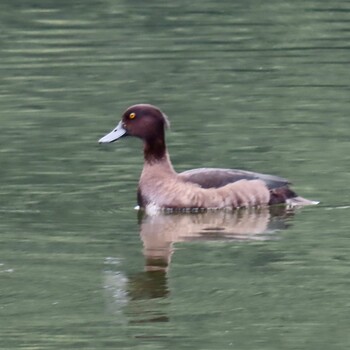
[104,207,294,325]
[140,206,292,270]
[130,206,293,299]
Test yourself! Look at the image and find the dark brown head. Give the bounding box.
[99,104,170,162]
[98,104,169,144]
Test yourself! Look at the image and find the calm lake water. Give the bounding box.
[1,1,350,349]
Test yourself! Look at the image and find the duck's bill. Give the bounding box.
[98,121,127,143]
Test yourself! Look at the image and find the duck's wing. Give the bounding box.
[179,168,290,190]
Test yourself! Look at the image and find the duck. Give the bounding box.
[98,104,317,213]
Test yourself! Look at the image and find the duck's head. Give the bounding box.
[98,104,169,144]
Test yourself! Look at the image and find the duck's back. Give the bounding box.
[179,168,290,190]
[178,167,307,206]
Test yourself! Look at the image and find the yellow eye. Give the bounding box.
[129,112,136,119]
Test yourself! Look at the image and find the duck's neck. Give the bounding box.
[143,136,166,162]
[143,135,175,173]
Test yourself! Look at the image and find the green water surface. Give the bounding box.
[1,1,350,349]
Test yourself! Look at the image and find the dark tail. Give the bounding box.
[269,187,319,206]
